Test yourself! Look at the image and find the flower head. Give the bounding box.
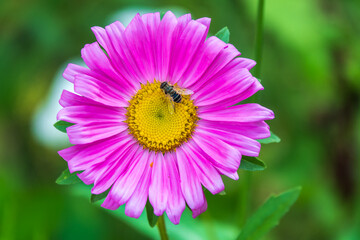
[57,11,274,224]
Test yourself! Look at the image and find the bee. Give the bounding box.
[160,82,193,114]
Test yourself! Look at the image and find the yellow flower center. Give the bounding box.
[125,80,198,153]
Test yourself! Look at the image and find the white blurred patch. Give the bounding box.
[31,59,82,148]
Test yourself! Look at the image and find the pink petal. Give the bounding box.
[165,153,185,225]
[91,141,138,194]
[58,133,130,172]
[149,152,169,216]
[74,74,129,107]
[62,63,89,83]
[193,68,254,107]
[77,164,101,185]
[59,90,103,108]
[109,149,148,205]
[156,11,178,81]
[141,12,161,80]
[199,78,264,112]
[125,150,153,218]
[57,105,126,124]
[67,121,128,145]
[196,17,211,31]
[235,57,256,70]
[105,21,145,84]
[102,195,121,210]
[197,125,261,157]
[198,103,274,123]
[99,21,141,90]
[183,143,225,194]
[169,20,207,84]
[190,43,240,92]
[173,13,192,37]
[199,120,271,140]
[192,195,207,218]
[81,42,135,95]
[192,131,241,178]
[91,26,110,53]
[176,147,204,210]
[124,14,155,82]
[180,36,227,88]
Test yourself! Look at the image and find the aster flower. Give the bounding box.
[57,11,274,225]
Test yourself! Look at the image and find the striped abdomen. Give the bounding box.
[160,82,182,103]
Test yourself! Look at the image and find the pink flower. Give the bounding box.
[57,11,274,224]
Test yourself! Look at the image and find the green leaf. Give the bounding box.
[90,189,110,203]
[215,26,230,43]
[257,131,281,144]
[54,120,74,133]
[145,201,159,228]
[239,156,266,171]
[237,187,302,240]
[55,169,82,185]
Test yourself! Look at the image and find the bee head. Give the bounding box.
[160,82,167,89]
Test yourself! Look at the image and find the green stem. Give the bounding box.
[236,171,252,227]
[157,215,169,240]
[254,0,265,79]
[237,0,265,227]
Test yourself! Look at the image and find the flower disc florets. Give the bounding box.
[126,80,198,153]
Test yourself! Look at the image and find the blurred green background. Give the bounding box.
[1,0,359,239]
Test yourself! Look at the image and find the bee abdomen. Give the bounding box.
[172,93,182,103]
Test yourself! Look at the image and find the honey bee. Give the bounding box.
[160,82,193,114]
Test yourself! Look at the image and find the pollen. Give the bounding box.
[125,80,199,153]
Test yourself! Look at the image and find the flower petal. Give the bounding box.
[156,11,178,81]
[190,43,240,92]
[104,21,145,85]
[198,103,274,123]
[59,90,103,107]
[74,74,129,107]
[58,133,131,173]
[196,17,211,31]
[199,77,264,112]
[180,36,227,88]
[62,63,89,83]
[192,195,207,218]
[108,149,148,205]
[176,147,204,210]
[165,153,185,225]
[102,195,121,210]
[183,143,224,194]
[124,14,155,82]
[125,150,152,218]
[81,42,135,95]
[67,121,128,145]
[149,152,169,216]
[77,164,100,185]
[193,68,254,107]
[199,120,270,140]
[197,125,261,157]
[97,21,142,90]
[169,20,207,84]
[192,131,241,179]
[141,12,161,80]
[57,105,126,124]
[91,141,138,194]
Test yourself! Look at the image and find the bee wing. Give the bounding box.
[166,95,175,115]
[174,86,194,95]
